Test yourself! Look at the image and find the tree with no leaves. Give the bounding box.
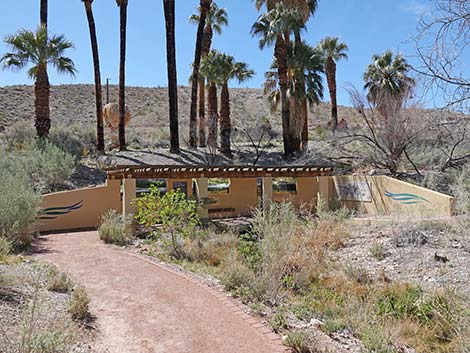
[116,0,128,151]
[1,27,76,138]
[317,36,348,130]
[83,0,105,152]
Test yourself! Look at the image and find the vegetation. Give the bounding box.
[1,26,76,138]
[68,286,91,322]
[98,210,133,246]
[134,187,199,257]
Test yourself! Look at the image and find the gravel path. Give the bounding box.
[34,231,287,353]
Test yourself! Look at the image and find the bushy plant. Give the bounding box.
[135,186,199,257]
[0,159,41,249]
[68,286,90,322]
[46,266,73,293]
[284,330,319,353]
[1,120,36,150]
[451,163,470,215]
[49,123,96,160]
[99,210,133,246]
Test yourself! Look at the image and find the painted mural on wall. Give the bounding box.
[40,201,84,220]
[334,178,372,202]
[384,191,430,205]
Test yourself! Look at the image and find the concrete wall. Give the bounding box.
[273,177,320,209]
[39,180,121,233]
[333,176,454,218]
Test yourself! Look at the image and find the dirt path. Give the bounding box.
[34,231,287,353]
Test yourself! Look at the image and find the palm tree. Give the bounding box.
[190,3,228,147]
[116,0,128,150]
[40,0,48,28]
[265,42,324,150]
[363,50,415,117]
[199,50,220,147]
[1,27,76,138]
[164,0,179,153]
[252,5,303,157]
[83,0,104,152]
[189,0,212,148]
[318,37,348,130]
[216,53,254,156]
[255,0,318,148]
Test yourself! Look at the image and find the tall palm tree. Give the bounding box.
[265,42,324,150]
[190,3,228,147]
[83,0,104,152]
[189,0,212,148]
[116,0,128,151]
[199,50,220,148]
[40,0,48,28]
[252,5,303,157]
[363,50,415,117]
[318,36,348,130]
[164,0,179,153]
[216,54,254,156]
[1,27,76,137]
[255,0,318,148]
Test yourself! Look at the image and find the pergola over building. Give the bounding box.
[106,165,335,219]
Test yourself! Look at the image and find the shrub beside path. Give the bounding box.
[34,231,287,353]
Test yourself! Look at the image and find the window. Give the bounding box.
[136,179,167,196]
[208,178,230,194]
[273,177,297,193]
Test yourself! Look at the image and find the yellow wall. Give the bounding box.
[273,177,319,209]
[206,178,258,218]
[39,180,121,233]
[333,176,454,218]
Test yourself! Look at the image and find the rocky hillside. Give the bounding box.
[0,84,359,143]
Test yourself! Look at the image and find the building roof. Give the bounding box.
[106,165,334,180]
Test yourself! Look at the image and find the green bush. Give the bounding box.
[49,123,96,160]
[68,286,90,321]
[46,266,73,293]
[1,120,36,150]
[284,330,319,353]
[99,210,133,246]
[135,186,199,257]
[0,160,41,250]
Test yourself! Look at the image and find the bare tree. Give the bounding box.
[413,0,470,112]
[336,87,439,175]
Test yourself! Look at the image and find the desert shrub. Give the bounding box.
[99,210,133,246]
[450,164,470,215]
[183,231,238,266]
[369,242,387,260]
[0,160,41,250]
[1,121,36,150]
[49,123,96,160]
[68,286,90,321]
[284,330,319,353]
[135,186,199,257]
[28,330,75,353]
[46,266,73,293]
[268,307,288,333]
[0,237,12,257]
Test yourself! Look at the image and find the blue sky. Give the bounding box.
[0,0,431,106]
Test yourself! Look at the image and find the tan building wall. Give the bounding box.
[206,178,258,218]
[333,176,454,218]
[39,180,121,233]
[272,177,320,209]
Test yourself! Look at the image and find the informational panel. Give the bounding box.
[334,177,372,202]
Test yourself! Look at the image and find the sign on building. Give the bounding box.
[334,177,372,202]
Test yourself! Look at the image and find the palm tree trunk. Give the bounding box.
[220,82,231,157]
[84,1,104,152]
[118,0,128,150]
[289,99,302,153]
[326,57,338,130]
[40,0,47,28]
[207,82,218,147]
[198,25,212,148]
[164,0,180,153]
[189,0,212,147]
[198,79,207,147]
[295,31,309,150]
[34,63,50,138]
[275,36,292,157]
